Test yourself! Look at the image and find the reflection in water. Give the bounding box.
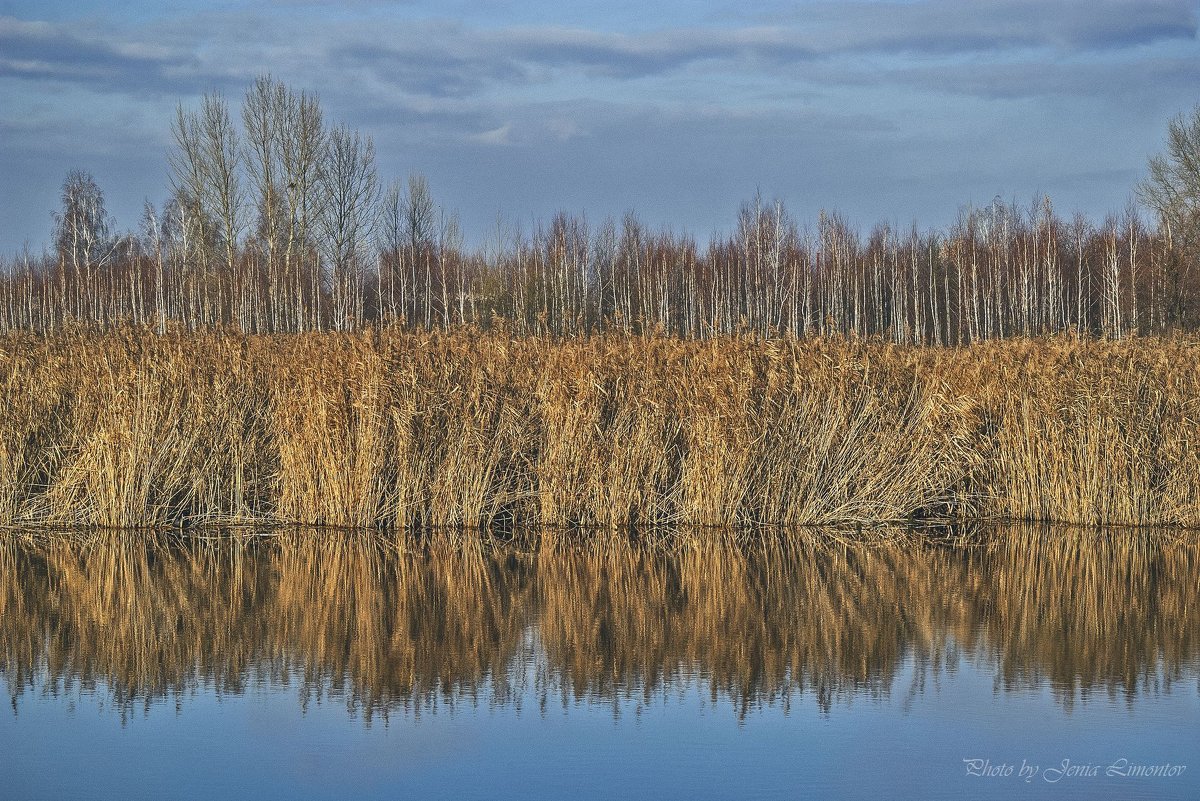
[1,527,1197,722]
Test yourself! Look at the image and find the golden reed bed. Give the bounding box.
[0,328,1198,528]
[2,527,1196,716]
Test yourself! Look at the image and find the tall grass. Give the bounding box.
[2,527,1196,717]
[1,328,1198,529]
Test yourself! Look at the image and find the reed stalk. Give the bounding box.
[1,328,1198,529]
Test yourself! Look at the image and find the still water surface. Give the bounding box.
[1,527,1197,800]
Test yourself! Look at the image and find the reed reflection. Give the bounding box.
[1,527,1196,722]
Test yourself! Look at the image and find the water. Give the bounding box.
[1,527,1197,800]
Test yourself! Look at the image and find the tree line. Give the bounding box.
[1,77,1197,341]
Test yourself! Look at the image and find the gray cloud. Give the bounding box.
[7,1,1194,105]
[792,0,1196,55]
[325,4,1197,98]
[0,17,206,95]
[873,56,1200,105]
[474,26,816,77]
[330,39,529,97]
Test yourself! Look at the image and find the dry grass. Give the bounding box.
[1,527,1195,716]
[1,327,1198,528]
[965,338,1200,526]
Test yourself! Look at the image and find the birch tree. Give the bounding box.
[1138,104,1200,328]
[318,125,380,331]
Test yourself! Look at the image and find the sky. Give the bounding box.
[1,0,1198,254]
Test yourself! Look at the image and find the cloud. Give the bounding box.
[346,1,1196,89]
[875,56,1200,103]
[471,25,816,78]
[330,40,528,98]
[789,0,1197,55]
[470,122,512,145]
[7,1,1194,106]
[0,16,204,95]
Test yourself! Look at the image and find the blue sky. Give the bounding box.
[1,0,1198,253]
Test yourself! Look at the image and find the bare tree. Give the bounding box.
[379,181,405,323]
[11,82,1200,340]
[280,89,326,330]
[201,94,244,286]
[242,75,286,329]
[241,76,327,330]
[53,170,115,322]
[140,201,166,332]
[169,93,245,326]
[317,125,380,331]
[406,174,437,327]
[1138,104,1200,329]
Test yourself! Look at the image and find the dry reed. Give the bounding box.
[1,328,1199,529]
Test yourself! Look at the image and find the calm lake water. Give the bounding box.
[1,527,1197,800]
